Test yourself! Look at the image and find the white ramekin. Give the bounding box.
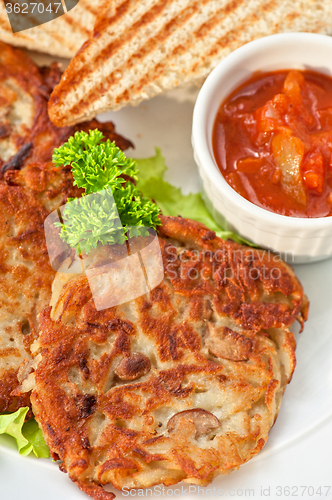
[192,33,332,264]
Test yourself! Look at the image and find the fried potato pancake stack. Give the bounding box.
[48,0,332,127]
[27,216,308,500]
[0,41,133,179]
[0,162,82,413]
[0,42,133,412]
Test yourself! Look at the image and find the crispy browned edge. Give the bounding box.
[30,215,308,500]
[0,41,134,413]
[0,41,133,177]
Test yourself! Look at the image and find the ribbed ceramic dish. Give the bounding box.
[192,33,332,264]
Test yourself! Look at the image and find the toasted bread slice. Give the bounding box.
[48,0,332,127]
[0,0,104,58]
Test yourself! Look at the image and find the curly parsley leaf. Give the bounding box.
[53,130,161,254]
[53,129,138,194]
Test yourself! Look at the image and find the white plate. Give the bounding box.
[1,86,332,500]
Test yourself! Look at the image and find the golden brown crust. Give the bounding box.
[0,160,116,413]
[4,162,83,212]
[30,216,308,498]
[0,41,133,178]
[0,42,134,413]
[0,160,86,413]
[73,479,115,500]
[159,215,305,331]
[0,176,54,413]
[0,368,31,414]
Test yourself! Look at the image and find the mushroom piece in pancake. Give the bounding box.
[0,41,133,178]
[27,216,308,499]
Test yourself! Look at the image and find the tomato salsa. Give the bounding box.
[213,69,332,217]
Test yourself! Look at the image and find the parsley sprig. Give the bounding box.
[53,130,161,254]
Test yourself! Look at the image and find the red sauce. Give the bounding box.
[213,70,332,217]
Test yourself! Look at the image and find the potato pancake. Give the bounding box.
[28,216,308,499]
[0,41,133,178]
[0,162,81,413]
[0,40,133,412]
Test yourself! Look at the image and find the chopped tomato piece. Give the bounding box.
[254,93,289,138]
[271,168,281,184]
[311,130,332,169]
[236,157,266,174]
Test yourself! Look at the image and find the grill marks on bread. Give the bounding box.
[49,0,332,126]
[0,0,105,58]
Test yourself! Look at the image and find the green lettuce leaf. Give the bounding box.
[22,416,50,458]
[0,407,50,458]
[135,149,255,246]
